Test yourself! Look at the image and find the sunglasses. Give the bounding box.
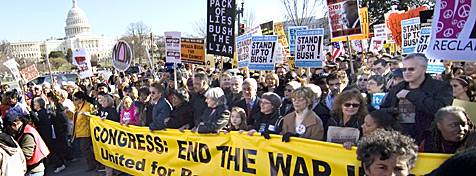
[285,89,293,92]
[358,78,368,81]
[343,103,360,108]
[402,67,416,72]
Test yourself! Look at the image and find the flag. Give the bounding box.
[331,42,345,61]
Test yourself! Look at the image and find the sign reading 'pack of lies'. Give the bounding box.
[206,0,236,57]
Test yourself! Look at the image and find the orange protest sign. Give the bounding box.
[387,6,428,46]
[181,38,205,65]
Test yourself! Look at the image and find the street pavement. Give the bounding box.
[45,158,102,176]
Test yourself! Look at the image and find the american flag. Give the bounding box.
[331,42,345,61]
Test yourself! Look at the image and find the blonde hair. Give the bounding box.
[122,96,133,108]
[291,86,314,108]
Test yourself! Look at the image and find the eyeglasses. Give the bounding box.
[402,67,416,72]
[358,78,368,81]
[150,91,158,95]
[343,103,360,108]
[260,101,272,105]
[285,89,293,92]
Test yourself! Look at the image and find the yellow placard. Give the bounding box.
[453,99,476,123]
[90,117,450,176]
[205,54,215,69]
[331,7,369,42]
[180,38,205,65]
[274,22,290,57]
[287,57,296,70]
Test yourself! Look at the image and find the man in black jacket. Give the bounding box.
[232,78,261,126]
[380,53,453,143]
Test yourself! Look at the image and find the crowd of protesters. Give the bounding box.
[0,51,476,176]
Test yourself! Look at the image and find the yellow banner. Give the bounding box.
[274,22,290,56]
[331,7,369,42]
[90,117,449,176]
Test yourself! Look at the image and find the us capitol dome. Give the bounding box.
[10,0,115,62]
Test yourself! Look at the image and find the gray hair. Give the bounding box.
[305,84,322,99]
[99,94,115,107]
[357,129,418,171]
[231,75,244,85]
[404,53,428,66]
[243,78,258,90]
[435,106,467,123]
[33,97,46,109]
[204,87,226,106]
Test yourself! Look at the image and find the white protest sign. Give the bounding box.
[72,48,93,79]
[249,35,278,70]
[401,17,421,55]
[369,37,385,53]
[236,33,252,68]
[327,126,360,144]
[426,0,476,61]
[351,40,363,53]
[295,28,324,68]
[288,26,308,56]
[164,31,181,63]
[3,59,21,81]
[415,27,432,53]
[374,24,387,39]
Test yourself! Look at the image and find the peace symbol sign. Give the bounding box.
[441,1,448,9]
[437,22,445,32]
[443,9,453,19]
[457,20,466,29]
[458,4,471,17]
[443,28,454,37]
[452,19,458,25]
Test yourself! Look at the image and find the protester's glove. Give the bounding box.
[282,132,299,142]
[261,130,271,140]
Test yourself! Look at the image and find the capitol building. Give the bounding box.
[9,0,116,62]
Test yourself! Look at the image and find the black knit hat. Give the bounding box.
[261,92,282,110]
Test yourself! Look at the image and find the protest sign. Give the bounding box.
[327,126,360,144]
[20,64,39,81]
[426,0,476,61]
[236,33,252,68]
[419,10,434,28]
[369,37,385,53]
[331,7,369,41]
[287,57,296,70]
[274,22,290,56]
[180,38,205,65]
[327,0,361,38]
[351,40,363,53]
[295,28,324,68]
[164,31,181,63]
[401,17,421,55]
[387,6,428,46]
[91,117,450,176]
[206,0,235,57]
[249,35,277,71]
[247,25,262,35]
[3,59,21,81]
[72,48,93,79]
[453,99,476,123]
[260,21,274,35]
[415,27,431,53]
[112,41,132,72]
[287,26,308,56]
[371,93,386,109]
[205,54,215,69]
[374,23,387,39]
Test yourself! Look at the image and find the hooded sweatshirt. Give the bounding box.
[0,133,27,176]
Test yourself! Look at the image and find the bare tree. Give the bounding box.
[281,0,326,26]
[122,21,152,64]
[193,18,207,38]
